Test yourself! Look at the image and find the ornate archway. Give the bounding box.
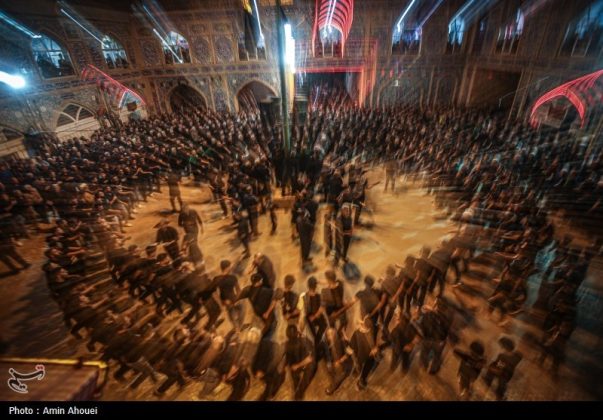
[54,103,99,141]
[0,125,27,159]
[168,84,208,112]
[235,79,277,112]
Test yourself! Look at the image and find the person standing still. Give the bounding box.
[384,158,398,193]
[168,171,183,212]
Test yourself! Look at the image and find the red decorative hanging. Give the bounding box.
[312,0,354,53]
[530,69,603,128]
[80,64,145,108]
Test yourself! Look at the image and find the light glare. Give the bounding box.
[0,71,26,89]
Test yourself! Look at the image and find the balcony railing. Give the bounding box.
[294,39,378,61]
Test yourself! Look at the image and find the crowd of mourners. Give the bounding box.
[0,84,601,401]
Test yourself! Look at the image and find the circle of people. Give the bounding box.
[0,88,600,401]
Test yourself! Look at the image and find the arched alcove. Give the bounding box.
[168,84,208,112]
[0,126,27,159]
[235,80,277,112]
[55,103,100,141]
[31,32,75,79]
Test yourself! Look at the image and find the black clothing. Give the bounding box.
[285,336,315,400]
[281,289,300,323]
[484,351,523,400]
[320,328,352,394]
[156,225,179,243]
[253,338,285,401]
[350,327,378,387]
[254,256,276,288]
[215,273,239,302]
[323,280,346,330]
[454,348,485,392]
[304,292,327,351]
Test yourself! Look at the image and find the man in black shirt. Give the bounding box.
[252,253,276,289]
[384,158,398,193]
[154,329,188,396]
[453,340,485,399]
[178,203,203,245]
[285,324,316,401]
[389,311,419,374]
[321,326,353,395]
[187,270,222,331]
[327,170,344,210]
[350,316,380,390]
[322,270,350,332]
[279,275,300,325]
[378,265,402,338]
[323,211,334,257]
[352,168,368,225]
[297,207,314,266]
[209,170,228,217]
[396,256,418,316]
[155,218,180,261]
[237,273,276,336]
[412,247,435,309]
[212,331,250,401]
[235,210,251,258]
[416,299,451,375]
[304,276,327,355]
[355,275,386,340]
[253,337,286,401]
[0,230,31,274]
[304,193,319,226]
[337,185,355,214]
[483,336,523,400]
[427,243,453,297]
[268,201,278,235]
[214,259,243,331]
[538,319,573,378]
[167,171,182,212]
[242,186,260,236]
[335,205,353,264]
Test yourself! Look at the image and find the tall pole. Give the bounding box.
[275,0,290,154]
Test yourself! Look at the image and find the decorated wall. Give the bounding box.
[0,0,601,156]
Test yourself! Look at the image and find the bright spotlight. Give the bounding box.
[0,71,26,89]
[284,23,295,73]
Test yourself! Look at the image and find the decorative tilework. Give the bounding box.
[140,39,161,67]
[70,41,88,72]
[227,73,279,99]
[191,36,212,64]
[89,44,105,68]
[213,36,233,63]
[124,40,136,65]
[212,22,230,33]
[190,24,208,33]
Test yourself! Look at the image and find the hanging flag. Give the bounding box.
[241,0,252,13]
[243,0,262,53]
[244,6,257,52]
